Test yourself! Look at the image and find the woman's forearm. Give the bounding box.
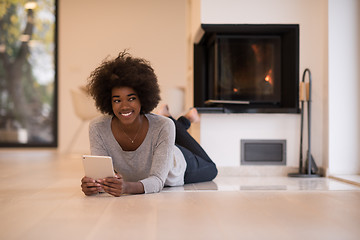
[124,181,145,195]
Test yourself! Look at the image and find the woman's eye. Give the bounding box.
[113,99,120,103]
[129,97,136,101]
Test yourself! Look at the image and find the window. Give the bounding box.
[0,0,58,147]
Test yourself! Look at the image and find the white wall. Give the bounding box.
[58,0,187,153]
[197,0,329,168]
[328,0,360,174]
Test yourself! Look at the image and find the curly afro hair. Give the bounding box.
[87,51,161,115]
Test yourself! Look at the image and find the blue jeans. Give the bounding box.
[170,116,218,184]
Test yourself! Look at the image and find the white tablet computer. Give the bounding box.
[82,155,115,180]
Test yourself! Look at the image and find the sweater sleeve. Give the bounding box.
[140,118,176,193]
[89,119,109,156]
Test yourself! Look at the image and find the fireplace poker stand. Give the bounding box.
[288,69,321,178]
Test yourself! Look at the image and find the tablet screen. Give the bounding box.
[82,155,115,180]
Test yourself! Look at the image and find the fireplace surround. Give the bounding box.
[194,24,300,113]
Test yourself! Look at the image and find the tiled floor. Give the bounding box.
[165,175,360,192]
[0,151,359,240]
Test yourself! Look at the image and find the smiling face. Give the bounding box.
[111,86,142,125]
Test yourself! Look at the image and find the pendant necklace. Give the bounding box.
[119,118,143,144]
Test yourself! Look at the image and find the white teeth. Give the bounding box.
[121,112,132,117]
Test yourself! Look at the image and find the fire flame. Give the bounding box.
[264,69,273,85]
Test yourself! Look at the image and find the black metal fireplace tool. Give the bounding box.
[288,68,321,178]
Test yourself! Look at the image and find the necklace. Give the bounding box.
[118,118,143,144]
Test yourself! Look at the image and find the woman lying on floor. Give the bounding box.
[81,51,217,197]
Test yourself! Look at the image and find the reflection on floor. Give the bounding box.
[0,151,359,240]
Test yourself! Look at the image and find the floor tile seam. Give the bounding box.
[329,175,360,188]
[161,189,360,194]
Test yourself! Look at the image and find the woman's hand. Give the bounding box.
[97,174,145,197]
[97,174,125,197]
[81,176,102,196]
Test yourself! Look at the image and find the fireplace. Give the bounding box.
[194,24,299,113]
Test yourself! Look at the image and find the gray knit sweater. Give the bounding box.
[88,113,186,193]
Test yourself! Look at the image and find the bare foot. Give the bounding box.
[184,108,200,123]
[155,104,171,117]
